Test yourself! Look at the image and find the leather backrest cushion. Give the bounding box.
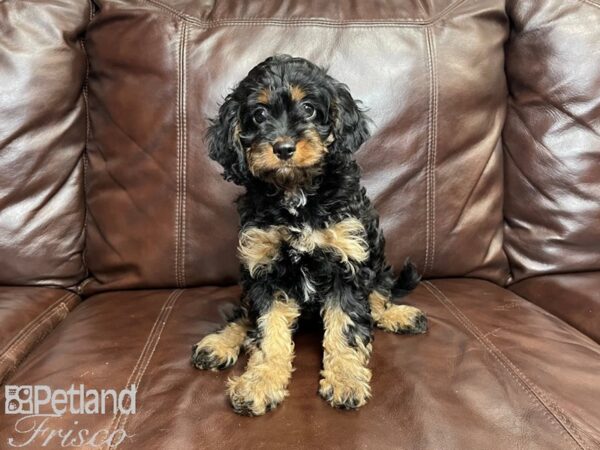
[83,0,510,293]
[0,0,89,287]
[504,0,600,283]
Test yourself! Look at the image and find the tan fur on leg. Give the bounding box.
[319,306,372,409]
[227,293,300,416]
[369,290,428,334]
[192,317,251,371]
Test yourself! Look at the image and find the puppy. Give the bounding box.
[192,55,427,416]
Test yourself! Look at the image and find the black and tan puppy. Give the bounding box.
[192,55,427,416]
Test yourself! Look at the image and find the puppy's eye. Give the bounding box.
[301,102,316,120]
[253,107,268,125]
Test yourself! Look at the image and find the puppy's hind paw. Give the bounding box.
[410,311,428,334]
[376,304,428,335]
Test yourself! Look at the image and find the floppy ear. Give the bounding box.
[206,94,248,185]
[331,82,370,153]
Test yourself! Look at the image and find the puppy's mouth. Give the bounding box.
[251,157,322,189]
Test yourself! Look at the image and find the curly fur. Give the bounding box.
[193,55,427,415]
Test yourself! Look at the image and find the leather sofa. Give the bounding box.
[0,0,599,448]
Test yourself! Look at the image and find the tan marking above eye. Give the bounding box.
[257,88,271,104]
[290,85,306,102]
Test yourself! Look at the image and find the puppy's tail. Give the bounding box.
[390,259,421,299]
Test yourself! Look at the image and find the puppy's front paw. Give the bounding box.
[227,374,288,416]
[376,304,428,335]
[319,369,372,410]
[191,334,241,371]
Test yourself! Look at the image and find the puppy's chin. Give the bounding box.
[258,164,322,190]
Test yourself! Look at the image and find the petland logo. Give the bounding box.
[4,384,136,448]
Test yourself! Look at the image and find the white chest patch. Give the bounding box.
[300,267,317,303]
[282,189,307,216]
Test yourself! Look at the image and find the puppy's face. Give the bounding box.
[208,55,370,189]
[240,81,332,187]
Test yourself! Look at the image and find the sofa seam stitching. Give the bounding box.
[0,293,74,363]
[174,23,183,288]
[0,306,70,367]
[424,28,432,274]
[423,282,584,449]
[104,290,171,446]
[423,281,589,450]
[180,22,188,287]
[427,281,591,448]
[139,0,470,29]
[0,303,71,384]
[430,30,438,275]
[113,290,183,444]
[424,27,438,275]
[104,292,168,440]
[3,304,70,367]
[0,293,73,359]
[579,0,600,9]
[106,289,183,450]
[79,32,91,288]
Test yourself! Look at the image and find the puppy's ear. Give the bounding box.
[206,94,247,185]
[331,82,370,153]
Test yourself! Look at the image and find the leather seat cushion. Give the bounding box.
[1,280,598,449]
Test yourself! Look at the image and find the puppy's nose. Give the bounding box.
[273,141,296,160]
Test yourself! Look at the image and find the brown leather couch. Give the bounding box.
[1,0,599,449]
